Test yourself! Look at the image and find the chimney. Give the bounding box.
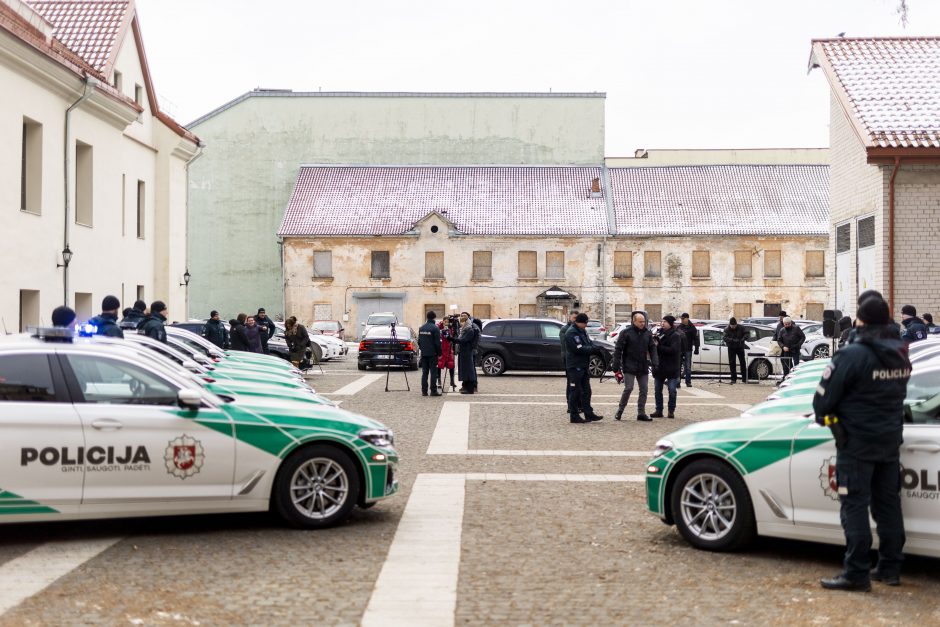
[590,177,602,198]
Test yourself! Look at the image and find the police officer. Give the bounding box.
[139,300,168,343]
[418,311,443,397]
[559,310,579,409]
[813,295,910,591]
[564,313,603,423]
[87,295,124,338]
[120,300,148,330]
[900,304,928,344]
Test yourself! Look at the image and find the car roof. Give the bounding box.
[486,318,560,325]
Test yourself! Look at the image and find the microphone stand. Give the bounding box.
[384,322,410,392]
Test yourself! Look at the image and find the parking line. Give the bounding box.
[427,402,470,455]
[464,473,644,482]
[466,450,649,457]
[326,373,384,395]
[0,537,122,616]
[677,387,724,399]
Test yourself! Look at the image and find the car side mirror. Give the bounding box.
[361,322,366,326]
[178,389,202,411]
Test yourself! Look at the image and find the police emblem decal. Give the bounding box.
[165,435,205,479]
[819,456,839,501]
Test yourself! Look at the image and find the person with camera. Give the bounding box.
[564,313,603,423]
[723,317,748,384]
[612,311,658,422]
[678,313,699,387]
[437,318,457,392]
[651,315,682,419]
[418,311,443,396]
[813,295,910,592]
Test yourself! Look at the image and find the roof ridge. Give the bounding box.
[813,35,940,42]
[296,163,602,169]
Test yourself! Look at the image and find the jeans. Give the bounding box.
[566,367,594,417]
[654,376,678,413]
[781,350,801,376]
[617,371,648,416]
[728,348,747,383]
[420,356,439,394]
[681,351,693,386]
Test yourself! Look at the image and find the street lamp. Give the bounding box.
[180,269,191,287]
[56,245,73,268]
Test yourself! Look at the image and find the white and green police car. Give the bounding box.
[0,330,398,528]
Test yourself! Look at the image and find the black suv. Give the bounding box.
[476,319,613,376]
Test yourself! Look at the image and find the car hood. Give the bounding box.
[662,413,813,450]
[221,396,387,433]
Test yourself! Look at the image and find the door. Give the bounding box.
[789,421,841,530]
[355,297,404,340]
[898,422,940,547]
[62,353,235,506]
[0,352,83,514]
[697,329,726,372]
[503,322,542,369]
[538,322,565,370]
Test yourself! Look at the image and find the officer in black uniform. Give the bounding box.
[813,295,910,591]
[559,310,579,409]
[139,300,168,343]
[87,295,124,338]
[564,313,603,423]
[417,311,443,396]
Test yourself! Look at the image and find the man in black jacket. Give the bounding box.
[256,308,277,354]
[612,312,658,422]
[777,317,805,376]
[139,301,168,343]
[814,296,910,592]
[559,310,579,408]
[678,313,699,387]
[900,305,928,344]
[418,311,443,396]
[564,313,602,423]
[204,310,229,349]
[723,317,748,384]
[651,316,682,419]
[88,295,124,338]
[120,300,147,330]
[229,315,250,351]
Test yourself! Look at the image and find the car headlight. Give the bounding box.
[652,439,674,458]
[359,428,395,448]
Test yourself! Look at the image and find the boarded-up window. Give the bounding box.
[371,251,390,278]
[691,303,710,320]
[546,251,565,279]
[519,304,537,318]
[472,251,492,280]
[692,251,710,278]
[805,303,824,321]
[518,251,537,278]
[614,304,633,324]
[805,251,825,278]
[473,304,491,319]
[764,250,781,278]
[836,223,851,253]
[763,303,781,317]
[733,303,752,320]
[425,303,445,319]
[313,251,332,278]
[858,217,875,249]
[425,251,444,278]
[646,304,662,321]
[644,251,661,278]
[613,251,632,278]
[734,251,752,278]
[313,303,333,320]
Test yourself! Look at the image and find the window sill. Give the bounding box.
[312,277,334,283]
[691,276,711,281]
[643,277,662,282]
[370,277,392,282]
[612,276,633,281]
[75,221,93,229]
[545,276,565,282]
[424,277,445,283]
[517,276,539,282]
[20,208,41,216]
[733,276,753,281]
[470,277,493,283]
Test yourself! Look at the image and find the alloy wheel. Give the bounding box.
[482,355,504,375]
[289,458,349,520]
[588,355,606,377]
[679,473,737,542]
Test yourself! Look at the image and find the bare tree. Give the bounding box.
[897,0,909,27]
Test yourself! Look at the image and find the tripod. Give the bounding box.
[710,340,731,385]
[384,322,410,392]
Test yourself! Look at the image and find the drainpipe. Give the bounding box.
[888,157,901,315]
[600,164,617,326]
[62,77,97,306]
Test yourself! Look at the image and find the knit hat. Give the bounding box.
[662,315,677,326]
[150,300,167,315]
[729,317,738,325]
[901,304,917,317]
[426,310,437,320]
[101,295,120,311]
[857,297,891,325]
[575,313,589,323]
[257,307,266,315]
[133,300,146,312]
[52,306,76,327]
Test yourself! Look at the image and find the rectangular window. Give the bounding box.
[613,251,632,278]
[546,251,565,279]
[518,251,537,278]
[645,304,662,321]
[836,223,851,253]
[136,180,145,238]
[313,251,333,278]
[121,174,126,236]
[763,303,781,317]
[18,289,39,332]
[21,118,42,214]
[313,303,333,320]
[691,303,711,320]
[136,285,145,303]
[644,251,661,278]
[692,251,710,278]
[112,70,122,91]
[733,303,752,320]
[764,250,781,278]
[805,251,825,278]
[805,303,825,321]
[134,83,143,107]
[74,292,93,322]
[734,251,752,278]
[519,304,537,318]
[614,304,633,324]
[473,304,491,319]
[75,141,93,226]
[858,217,875,249]
[472,251,492,280]
[370,251,390,278]
[425,251,444,279]
[425,303,445,319]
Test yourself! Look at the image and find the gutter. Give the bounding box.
[62,76,97,306]
[888,157,901,315]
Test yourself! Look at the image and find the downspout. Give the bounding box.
[62,77,96,306]
[888,157,901,315]
[184,142,206,319]
[600,164,617,326]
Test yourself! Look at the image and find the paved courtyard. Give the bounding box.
[1,354,938,626]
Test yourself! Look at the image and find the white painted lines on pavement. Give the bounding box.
[466,449,649,457]
[464,473,644,482]
[362,474,465,627]
[326,373,383,395]
[677,386,724,399]
[468,401,738,406]
[426,402,470,455]
[0,537,123,616]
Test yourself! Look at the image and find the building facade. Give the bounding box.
[0,0,199,330]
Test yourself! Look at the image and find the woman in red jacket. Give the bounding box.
[437,321,456,392]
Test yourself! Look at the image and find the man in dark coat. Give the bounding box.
[900,305,928,344]
[120,300,147,330]
[87,295,124,338]
[612,311,659,422]
[723,317,748,384]
[229,315,250,351]
[245,315,264,353]
[204,310,229,349]
[678,313,699,387]
[564,313,603,423]
[772,310,788,342]
[138,301,168,343]
[651,315,682,419]
[777,316,805,376]
[418,311,443,396]
[559,310,579,408]
[255,307,277,354]
[456,314,479,394]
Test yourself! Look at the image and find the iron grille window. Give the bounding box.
[858,217,875,249]
[836,223,851,253]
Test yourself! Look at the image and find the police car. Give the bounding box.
[0,329,399,528]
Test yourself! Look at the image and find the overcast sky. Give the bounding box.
[136,0,938,155]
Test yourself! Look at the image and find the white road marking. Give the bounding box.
[466,450,649,457]
[678,386,724,399]
[362,474,465,627]
[467,392,717,398]
[326,373,383,395]
[0,537,122,616]
[426,402,470,455]
[464,473,644,482]
[465,401,740,406]
[728,404,753,412]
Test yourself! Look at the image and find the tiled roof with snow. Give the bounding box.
[29,1,127,72]
[278,166,609,236]
[812,37,940,149]
[609,165,829,236]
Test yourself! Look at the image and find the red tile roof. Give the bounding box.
[811,37,940,149]
[28,0,127,72]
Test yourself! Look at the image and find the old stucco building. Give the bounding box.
[0,0,199,330]
[810,37,940,317]
[279,164,829,337]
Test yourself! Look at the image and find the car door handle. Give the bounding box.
[91,419,124,431]
[905,442,940,453]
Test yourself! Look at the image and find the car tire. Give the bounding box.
[588,354,607,378]
[310,342,323,364]
[481,353,506,376]
[748,358,772,381]
[273,444,360,529]
[811,344,830,360]
[670,458,755,552]
[357,362,366,371]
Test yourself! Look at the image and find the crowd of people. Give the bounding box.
[417,310,482,395]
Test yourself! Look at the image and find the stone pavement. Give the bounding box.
[1,355,938,626]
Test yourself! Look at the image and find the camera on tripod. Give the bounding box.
[441,314,460,339]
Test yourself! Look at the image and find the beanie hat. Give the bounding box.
[857,297,891,325]
[101,295,120,311]
[52,306,76,327]
[729,317,738,325]
[133,300,146,312]
[575,313,589,323]
[150,300,167,314]
[662,315,677,326]
[257,307,266,314]
[901,304,917,317]
[426,310,437,320]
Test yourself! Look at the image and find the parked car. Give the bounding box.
[172,319,294,362]
[357,325,418,370]
[360,312,399,339]
[476,319,613,377]
[692,323,777,380]
[586,319,607,340]
[311,320,345,341]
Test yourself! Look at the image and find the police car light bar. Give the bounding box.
[27,326,75,341]
[77,323,98,337]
